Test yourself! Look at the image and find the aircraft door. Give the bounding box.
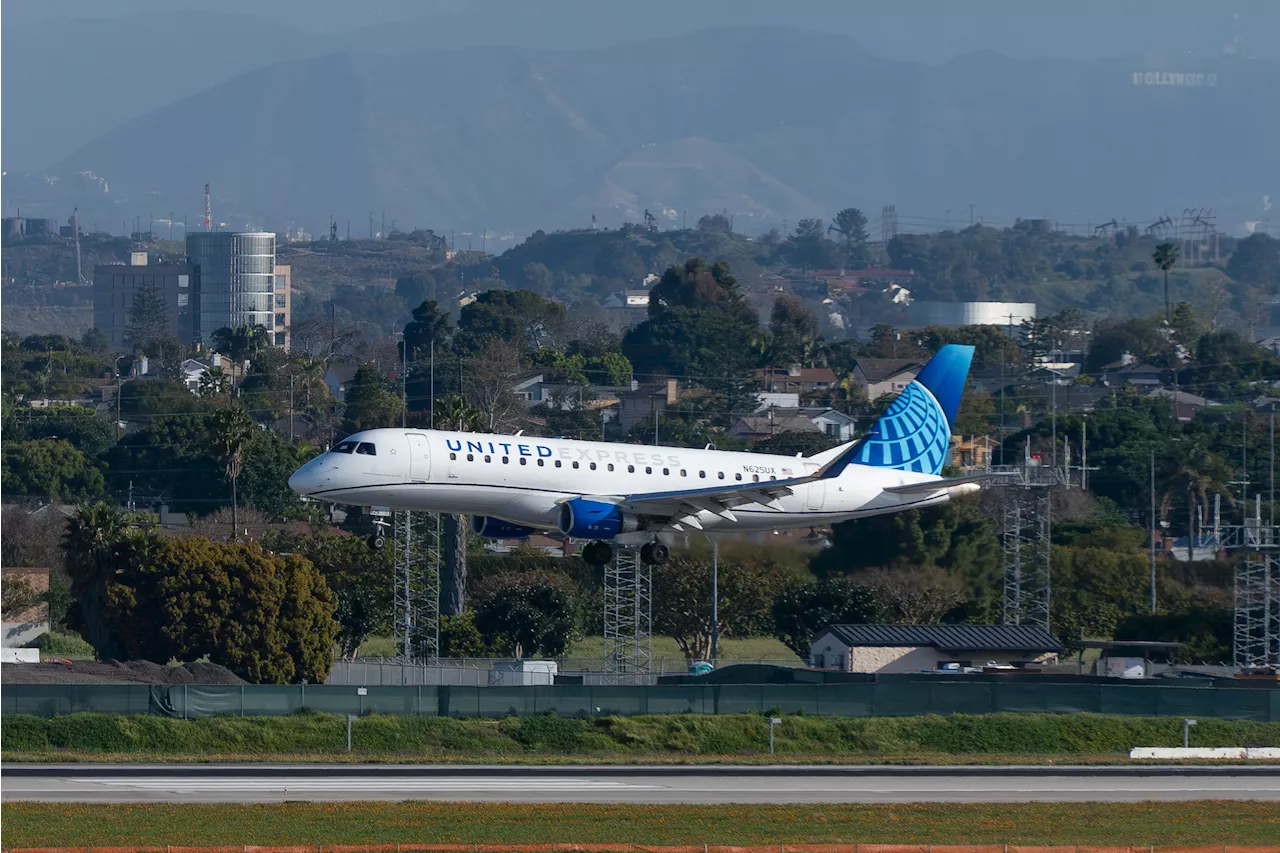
[406,433,431,481]
[804,463,826,510]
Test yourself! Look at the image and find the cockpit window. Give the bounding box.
[356,442,377,456]
[332,441,357,454]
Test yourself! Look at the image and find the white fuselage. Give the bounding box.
[287,428,956,537]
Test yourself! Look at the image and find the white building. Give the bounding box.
[809,624,1064,673]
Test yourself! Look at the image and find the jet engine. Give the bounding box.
[557,498,640,538]
[470,516,536,540]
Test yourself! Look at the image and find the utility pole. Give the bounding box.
[289,375,295,442]
[710,537,719,666]
[1150,448,1157,614]
[401,333,408,428]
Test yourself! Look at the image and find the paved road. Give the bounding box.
[4,764,1278,804]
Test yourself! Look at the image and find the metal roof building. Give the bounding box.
[810,624,1065,673]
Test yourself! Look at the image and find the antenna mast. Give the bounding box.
[72,207,85,284]
[203,183,212,232]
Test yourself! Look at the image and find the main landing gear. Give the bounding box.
[580,540,669,566]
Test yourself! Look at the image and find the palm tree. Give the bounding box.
[63,502,133,659]
[1153,242,1180,323]
[1159,441,1231,562]
[432,394,484,432]
[211,324,269,364]
[215,407,257,540]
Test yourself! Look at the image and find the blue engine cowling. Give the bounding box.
[557,498,640,539]
[470,515,536,540]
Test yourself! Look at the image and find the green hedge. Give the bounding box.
[6,711,1280,757]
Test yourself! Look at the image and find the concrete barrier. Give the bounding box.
[1130,746,1280,759]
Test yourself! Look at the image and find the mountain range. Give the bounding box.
[6,26,1277,237]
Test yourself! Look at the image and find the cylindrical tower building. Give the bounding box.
[186,232,277,345]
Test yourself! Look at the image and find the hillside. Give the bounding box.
[8,27,1277,237]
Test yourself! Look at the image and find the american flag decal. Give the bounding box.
[782,467,793,476]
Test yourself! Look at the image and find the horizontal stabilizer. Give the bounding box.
[883,473,1010,495]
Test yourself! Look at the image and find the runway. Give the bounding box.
[4,764,1278,804]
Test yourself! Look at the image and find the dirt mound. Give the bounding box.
[1,659,247,685]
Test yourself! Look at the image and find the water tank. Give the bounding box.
[25,218,58,235]
[4,217,25,237]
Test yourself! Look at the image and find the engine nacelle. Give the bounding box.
[470,515,536,540]
[557,498,640,539]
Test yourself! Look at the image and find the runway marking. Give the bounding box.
[77,777,659,792]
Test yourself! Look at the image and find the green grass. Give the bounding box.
[23,630,97,660]
[3,801,1278,845]
[7,711,1280,762]
[352,634,803,665]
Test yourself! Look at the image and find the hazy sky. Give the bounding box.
[5,0,1274,61]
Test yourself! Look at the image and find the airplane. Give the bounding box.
[288,344,986,567]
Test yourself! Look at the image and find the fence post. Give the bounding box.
[183,684,188,720]
[240,684,245,716]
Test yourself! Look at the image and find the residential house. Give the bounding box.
[852,358,921,400]
[324,363,360,403]
[808,624,1065,673]
[951,435,998,471]
[756,365,839,394]
[728,408,857,443]
[1147,388,1217,423]
[756,392,802,410]
[1,567,50,649]
[510,370,549,404]
[617,379,680,435]
[1100,354,1163,388]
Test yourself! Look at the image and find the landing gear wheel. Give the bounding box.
[582,540,614,566]
[640,541,670,565]
[367,534,386,551]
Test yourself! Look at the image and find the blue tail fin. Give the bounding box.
[841,344,974,476]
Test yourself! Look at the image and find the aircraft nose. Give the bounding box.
[289,461,321,495]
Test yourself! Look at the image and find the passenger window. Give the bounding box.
[699,471,706,478]
[645,466,652,474]
[555,460,562,468]
[484,455,491,463]
[590,462,597,470]
[333,441,357,454]
[663,468,670,475]
[573,461,580,469]
[607,463,615,472]
[520,458,527,465]
[627,465,635,473]
[735,473,743,481]
[680,469,687,477]
[769,475,776,480]
[537,459,544,466]
[753,474,760,482]
[502,456,509,464]
[718,472,725,480]
[356,443,377,455]
[449,452,457,460]
[467,454,474,461]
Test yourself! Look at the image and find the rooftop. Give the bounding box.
[820,624,1065,654]
[853,358,922,383]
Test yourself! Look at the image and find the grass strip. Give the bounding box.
[3,801,1279,845]
[6,712,1280,760]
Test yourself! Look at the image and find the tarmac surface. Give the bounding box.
[4,764,1279,804]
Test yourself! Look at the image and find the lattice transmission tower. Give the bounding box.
[602,547,652,683]
[392,510,441,663]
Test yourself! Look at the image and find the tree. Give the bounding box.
[1,439,105,501]
[859,566,967,624]
[403,299,454,362]
[340,364,404,437]
[767,295,819,366]
[623,258,761,383]
[773,577,885,658]
[828,207,870,266]
[472,571,578,657]
[1,574,41,620]
[455,289,566,355]
[1152,242,1180,323]
[8,405,115,458]
[1226,233,1279,289]
[211,324,269,364]
[215,407,257,540]
[80,328,110,355]
[394,271,437,307]
[146,334,187,380]
[522,262,555,296]
[198,365,230,398]
[262,529,390,658]
[652,554,787,662]
[105,537,337,683]
[463,339,524,433]
[63,502,134,659]
[784,219,841,269]
[124,277,169,351]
